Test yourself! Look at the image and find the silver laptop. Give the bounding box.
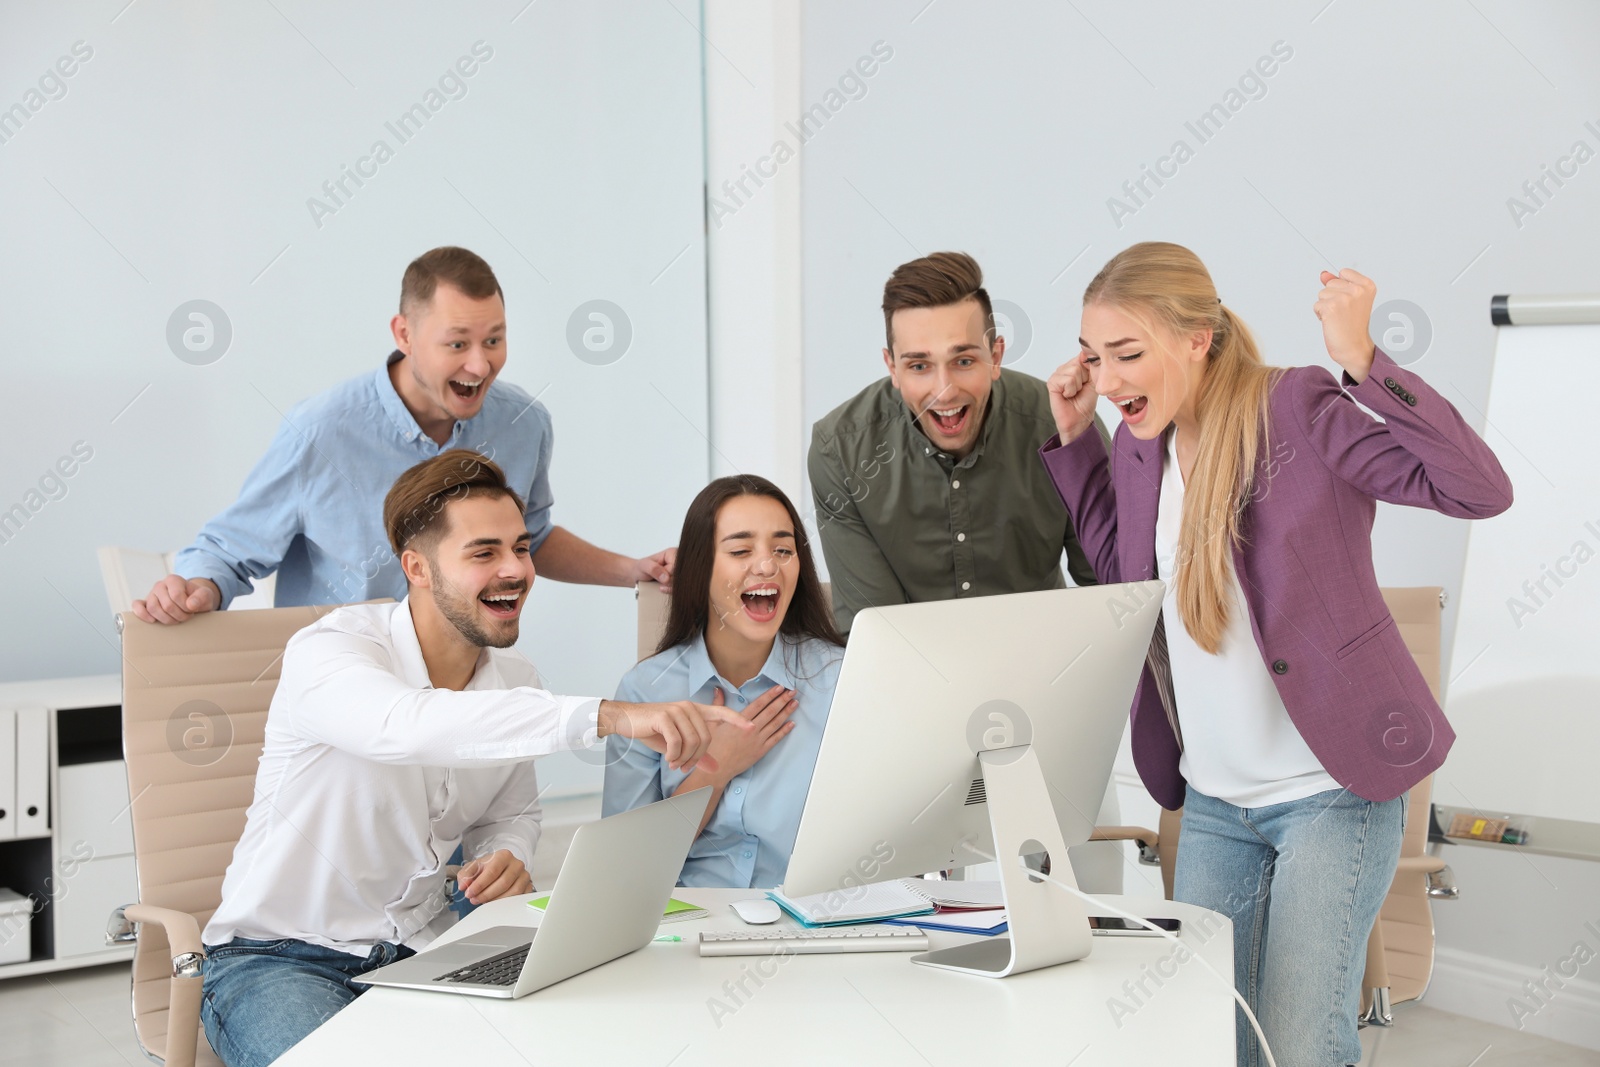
[355,786,711,999]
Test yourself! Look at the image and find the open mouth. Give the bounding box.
[449,377,485,401]
[740,585,779,623]
[478,587,522,619]
[927,404,969,438]
[1115,395,1148,423]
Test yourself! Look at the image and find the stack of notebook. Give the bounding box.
[768,880,934,926]
[769,878,1008,935]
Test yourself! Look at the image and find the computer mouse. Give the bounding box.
[729,897,781,924]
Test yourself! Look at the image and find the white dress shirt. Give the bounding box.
[203,599,601,955]
[1155,431,1341,808]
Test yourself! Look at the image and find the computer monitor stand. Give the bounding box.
[910,744,1095,978]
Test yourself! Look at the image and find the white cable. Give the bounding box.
[958,843,1277,1067]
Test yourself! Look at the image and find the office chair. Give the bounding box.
[1358,586,1459,1027]
[106,602,386,1067]
[97,546,277,617]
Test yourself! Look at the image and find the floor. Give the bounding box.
[3,793,1594,1066]
[1359,1005,1600,1066]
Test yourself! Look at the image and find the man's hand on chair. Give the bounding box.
[457,849,533,905]
[132,575,221,625]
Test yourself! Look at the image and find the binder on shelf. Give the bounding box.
[0,709,14,842]
[14,707,49,838]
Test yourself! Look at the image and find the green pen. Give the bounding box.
[653,935,684,942]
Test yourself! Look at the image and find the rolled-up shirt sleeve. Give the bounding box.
[279,625,600,766]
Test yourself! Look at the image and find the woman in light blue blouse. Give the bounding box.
[602,475,844,888]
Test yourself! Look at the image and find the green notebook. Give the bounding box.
[526,894,708,923]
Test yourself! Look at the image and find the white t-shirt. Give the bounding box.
[1155,431,1341,807]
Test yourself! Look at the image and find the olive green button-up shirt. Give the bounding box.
[808,368,1106,635]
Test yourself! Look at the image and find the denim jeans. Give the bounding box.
[1174,785,1406,1067]
[201,936,415,1067]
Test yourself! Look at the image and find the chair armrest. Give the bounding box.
[1089,825,1162,866]
[1395,855,1447,875]
[112,903,205,960]
[108,904,205,1067]
[1398,856,1460,900]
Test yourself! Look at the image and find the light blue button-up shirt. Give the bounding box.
[602,632,843,888]
[174,352,555,608]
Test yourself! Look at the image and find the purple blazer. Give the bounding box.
[1040,349,1512,809]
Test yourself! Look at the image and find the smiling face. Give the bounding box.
[707,494,798,645]
[406,492,534,649]
[1078,301,1212,440]
[883,297,1004,459]
[391,283,507,428]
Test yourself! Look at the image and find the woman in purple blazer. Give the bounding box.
[1041,242,1511,1067]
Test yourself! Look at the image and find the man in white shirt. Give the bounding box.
[200,449,745,1067]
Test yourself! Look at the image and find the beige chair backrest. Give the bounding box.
[635,580,834,662]
[1373,586,1444,1004]
[1152,588,1443,909]
[118,604,347,1064]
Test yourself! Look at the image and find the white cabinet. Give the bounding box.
[0,674,136,978]
[58,761,135,860]
[54,855,137,959]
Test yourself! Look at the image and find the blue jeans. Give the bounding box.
[1174,785,1405,1067]
[201,937,415,1067]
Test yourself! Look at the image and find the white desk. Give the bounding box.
[279,889,1235,1065]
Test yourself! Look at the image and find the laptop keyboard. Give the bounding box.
[432,942,532,986]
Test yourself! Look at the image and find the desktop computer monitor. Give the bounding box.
[782,583,1164,977]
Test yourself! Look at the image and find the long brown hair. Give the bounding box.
[1084,242,1283,654]
[656,475,844,664]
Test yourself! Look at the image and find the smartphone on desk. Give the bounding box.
[1088,916,1182,936]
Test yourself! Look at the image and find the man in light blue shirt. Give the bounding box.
[133,246,674,623]
[602,632,842,888]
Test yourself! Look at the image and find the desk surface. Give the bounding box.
[279,889,1235,1066]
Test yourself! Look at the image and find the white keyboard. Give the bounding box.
[699,926,930,956]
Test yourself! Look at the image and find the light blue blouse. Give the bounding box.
[601,632,842,888]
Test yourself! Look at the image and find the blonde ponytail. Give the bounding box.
[1083,243,1282,654]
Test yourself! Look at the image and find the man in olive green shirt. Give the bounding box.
[808,251,1121,895]
[808,251,1107,636]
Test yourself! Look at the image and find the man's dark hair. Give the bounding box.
[383,449,524,558]
[881,251,993,351]
[399,246,503,317]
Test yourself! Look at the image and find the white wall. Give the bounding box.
[0,0,710,792]
[796,0,1600,674]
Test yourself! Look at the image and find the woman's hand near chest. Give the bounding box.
[701,685,798,784]
[671,685,798,836]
